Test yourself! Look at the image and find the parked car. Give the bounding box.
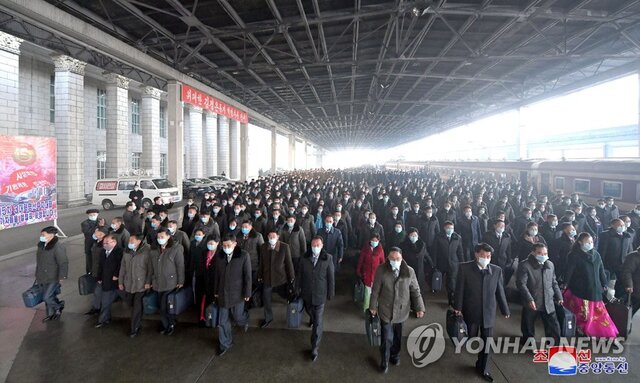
[183,179,212,199]
[92,177,181,210]
[207,175,234,188]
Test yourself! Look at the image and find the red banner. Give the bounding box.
[181,84,249,124]
[0,136,57,230]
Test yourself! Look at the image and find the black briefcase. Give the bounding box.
[555,305,576,337]
[365,311,382,347]
[78,274,97,296]
[446,309,468,345]
[606,295,633,339]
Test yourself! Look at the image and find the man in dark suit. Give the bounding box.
[94,234,123,328]
[296,236,335,362]
[483,220,514,285]
[432,221,464,306]
[454,243,510,382]
[81,208,100,274]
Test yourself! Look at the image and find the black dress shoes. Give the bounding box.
[84,309,99,316]
[260,320,272,328]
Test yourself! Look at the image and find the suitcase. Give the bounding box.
[167,286,194,315]
[205,302,219,328]
[353,278,365,303]
[365,311,382,347]
[78,274,97,296]
[555,305,576,337]
[143,291,159,315]
[446,309,468,345]
[22,284,43,308]
[431,269,443,292]
[286,297,304,328]
[606,295,633,339]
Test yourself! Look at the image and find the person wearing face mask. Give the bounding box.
[437,201,457,231]
[190,230,216,326]
[258,231,294,328]
[180,205,199,238]
[280,215,307,272]
[149,228,185,336]
[118,234,151,337]
[620,245,640,315]
[602,197,620,226]
[251,207,267,236]
[213,235,251,356]
[35,226,69,322]
[358,213,385,250]
[191,210,221,241]
[319,216,344,273]
[516,222,547,262]
[404,203,424,234]
[145,216,162,245]
[539,214,561,244]
[564,233,618,338]
[81,209,100,275]
[513,207,535,239]
[313,205,325,232]
[549,223,577,285]
[400,228,434,297]
[297,204,317,249]
[370,247,425,373]
[418,206,441,254]
[628,204,640,232]
[296,236,335,362]
[599,218,633,292]
[433,221,464,305]
[453,243,510,382]
[333,211,350,252]
[458,206,483,262]
[94,234,123,329]
[84,228,109,316]
[109,217,130,250]
[237,220,265,285]
[387,221,407,251]
[516,243,562,344]
[357,233,386,311]
[128,183,144,209]
[583,207,603,248]
[265,208,286,234]
[123,201,140,236]
[151,196,166,216]
[385,205,404,240]
[482,220,514,285]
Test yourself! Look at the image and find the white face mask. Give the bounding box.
[477,258,490,268]
[268,238,278,246]
[390,260,401,270]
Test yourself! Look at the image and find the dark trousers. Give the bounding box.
[42,282,62,316]
[444,271,456,306]
[159,290,177,329]
[304,303,325,354]
[292,257,301,273]
[98,288,118,324]
[218,302,249,350]
[380,320,402,366]
[84,243,92,274]
[521,307,561,343]
[194,276,206,315]
[467,323,493,374]
[262,284,287,322]
[128,291,144,333]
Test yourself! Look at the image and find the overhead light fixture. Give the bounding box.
[412,7,421,17]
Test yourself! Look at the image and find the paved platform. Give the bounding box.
[1,236,639,383]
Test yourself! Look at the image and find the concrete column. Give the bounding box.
[271,126,277,173]
[141,86,161,176]
[288,134,296,170]
[229,119,240,179]
[53,55,86,206]
[167,81,184,188]
[105,73,130,177]
[240,122,249,181]
[638,72,640,157]
[303,140,308,170]
[204,111,218,177]
[0,32,22,136]
[187,105,203,178]
[217,115,230,177]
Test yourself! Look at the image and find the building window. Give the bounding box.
[96,151,106,180]
[49,74,55,123]
[554,177,565,190]
[160,153,167,177]
[602,181,623,199]
[97,89,107,129]
[574,179,590,195]
[159,106,166,138]
[130,99,140,134]
[130,152,141,170]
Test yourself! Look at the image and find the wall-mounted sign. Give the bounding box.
[182,84,249,124]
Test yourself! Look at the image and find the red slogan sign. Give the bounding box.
[181,85,249,124]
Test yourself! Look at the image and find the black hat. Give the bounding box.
[86,208,99,214]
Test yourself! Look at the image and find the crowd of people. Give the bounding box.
[33,168,640,379]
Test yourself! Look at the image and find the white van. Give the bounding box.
[92,177,181,210]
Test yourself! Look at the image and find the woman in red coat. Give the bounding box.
[357,233,386,311]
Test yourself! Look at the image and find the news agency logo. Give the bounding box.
[533,346,628,375]
[406,323,446,368]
